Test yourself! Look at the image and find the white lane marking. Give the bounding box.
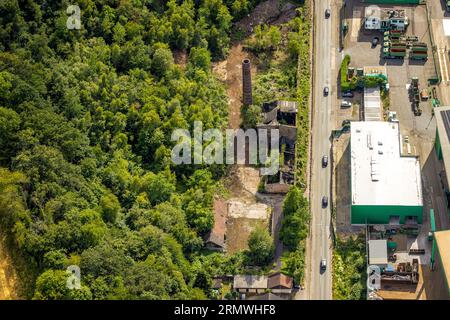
[441,48,450,82]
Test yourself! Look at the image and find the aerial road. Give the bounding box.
[307,0,337,300]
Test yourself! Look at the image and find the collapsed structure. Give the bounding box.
[258,100,298,193]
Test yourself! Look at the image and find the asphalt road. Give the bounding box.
[307,0,335,300]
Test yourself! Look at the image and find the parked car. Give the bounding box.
[322,196,328,208]
[371,37,379,47]
[322,155,328,168]
[341,100,352,108]
[323,86,329,96]
[325,9,331,18]
[342,91,354,98]
[320,259,327,271]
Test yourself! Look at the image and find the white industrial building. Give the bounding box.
[350,121,423,225]
[364,7,408,31]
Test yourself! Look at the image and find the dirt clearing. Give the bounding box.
[0,232,19,299]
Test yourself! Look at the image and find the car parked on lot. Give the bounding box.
[322,155,328,168]
[371,37,379,47]
[322,196,328,208]
[342,91,354,98]
[341,100,352,108]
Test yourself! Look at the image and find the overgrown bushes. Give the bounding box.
[277,3,311,286]
[340,54,357,92]
[294,4,311,190]
[340,54,387,91]
[333,234,367,300]
[279,186,309,283]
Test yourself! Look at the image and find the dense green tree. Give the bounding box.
[0,107,20,159]
[247,225,274,266]
[100,193,121,223]
[33,269,92,300]
[0,0,274,300]
[279,187,310,250]
[151,47,174,79]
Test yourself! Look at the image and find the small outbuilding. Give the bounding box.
[233,275,268,294]
[267,272,294,294]
[369,239,388,267]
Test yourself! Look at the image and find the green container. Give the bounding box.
[388,241,397,249]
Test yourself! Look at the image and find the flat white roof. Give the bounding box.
[351,121,423,206]
[443,19,450,37]
[364,87,382,121]
[369,240,388,265]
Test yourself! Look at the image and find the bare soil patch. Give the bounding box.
[0,232,19,300]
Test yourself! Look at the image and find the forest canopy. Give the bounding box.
[0,0,269,299]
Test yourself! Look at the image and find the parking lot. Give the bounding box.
[340,0,438,154]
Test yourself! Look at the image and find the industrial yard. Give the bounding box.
[340,1,437,141]
[332,0,450,300]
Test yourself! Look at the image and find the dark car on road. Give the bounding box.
[322,196,328,208]
[325,9,331,18]
[322,155,328,168]
[323,86,329,96]
[320,259,327,272]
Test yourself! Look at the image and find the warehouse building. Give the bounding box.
[434,230,450,297]
[350,121,423,225]
[434,106,450,194]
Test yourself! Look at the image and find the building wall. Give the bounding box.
[436,241,450,297]
[436,128,443,160]
[362,0,423,4]
[351,204,423,224]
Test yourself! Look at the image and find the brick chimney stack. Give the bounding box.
[242,59,253,106]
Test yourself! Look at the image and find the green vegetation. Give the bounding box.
[381,89,390,113]
[340,54,357,92]
[0,0,274,300]
[245,24,282,53]
[278,3,311,286]
[241,21,299,131]
[333,234,367,300]
[340,54,387,91]
[279,186,309,284]
[294,4,312,190]
[247,226,275,266]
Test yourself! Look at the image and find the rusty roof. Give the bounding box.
[205,198,228,248]
[267,272,293,289]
